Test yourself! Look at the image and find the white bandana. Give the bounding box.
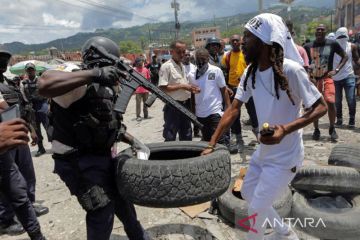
[335,27,349,39]
[245,13,303,65]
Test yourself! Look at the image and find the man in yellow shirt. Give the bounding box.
[222,35,258,152]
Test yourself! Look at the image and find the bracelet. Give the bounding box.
[205,144,215,150]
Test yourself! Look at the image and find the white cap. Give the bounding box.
[245,13,303,65]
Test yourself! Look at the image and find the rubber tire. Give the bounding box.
[116,141,231,208]
[291,165,360,194]
[218,178,292,227]
[292,192,360,239]
[328,144,360,171]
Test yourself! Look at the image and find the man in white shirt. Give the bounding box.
[188,48,230,143]
[202,13,327,240]
[332,27,360,128]
[158,40,200,141]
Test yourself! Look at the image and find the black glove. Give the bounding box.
[93,66,127,86]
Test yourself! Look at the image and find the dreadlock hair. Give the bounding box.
[243,42,295,105]
[270,42,295,105]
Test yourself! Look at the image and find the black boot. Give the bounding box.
[0,219,25,235]
[35,142,46,157]
[28,230,46,240]
[33,203,49,217]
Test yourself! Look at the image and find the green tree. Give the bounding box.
[119,40,142,54]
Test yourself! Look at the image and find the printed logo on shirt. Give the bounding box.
[208,73,215,80]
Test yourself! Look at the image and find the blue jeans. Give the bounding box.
[334,77,356,121]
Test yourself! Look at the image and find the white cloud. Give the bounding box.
[42,13,80,28]
[0,0,334,44]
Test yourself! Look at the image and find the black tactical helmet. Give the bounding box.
[205,37,221,49]
[0,50,12,70]
[81,36,120,69]
[0,50,12,60]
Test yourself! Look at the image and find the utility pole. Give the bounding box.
[147,24,152,44]
[171,0,180,40]
[226,18,229,32]
[213,14,216,26]
[258,0,263,13]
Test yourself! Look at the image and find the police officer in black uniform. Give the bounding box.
[0,51,49,235]
[205,37,222,67]
[21,63,49,157]
[38,37,148,240]
[0,50,46,239]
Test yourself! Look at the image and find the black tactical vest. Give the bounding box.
[22,77,46,103]
[0,82,21,106]
[52,83,122,154]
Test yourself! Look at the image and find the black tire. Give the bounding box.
[291,165,360,194]
[218,178,292,227]
[116,141,231,208]
[328,144,360,171]
[292,192,360,239]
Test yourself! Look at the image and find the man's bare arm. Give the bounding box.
[38,70,95,98]
[220,86,231,109]
[260,97,327,145]
[159,84,200,93]
[335,49,349,72]
[352,43,360,67]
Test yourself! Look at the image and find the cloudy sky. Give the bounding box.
[0,0,334,44]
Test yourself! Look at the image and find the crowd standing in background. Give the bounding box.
[1,8,360,240]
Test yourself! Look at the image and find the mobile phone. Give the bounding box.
[0,104,20,122]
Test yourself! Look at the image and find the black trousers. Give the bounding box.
[53,152,146,240]
[33,101,49,144]
[197,113,225,144]
[230,87,259,134]
[0,151,40,233]
[0,145,36,223]
[163,100,192,141]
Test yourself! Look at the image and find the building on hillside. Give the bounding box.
[192,27,221,48]
[335,0,360,33]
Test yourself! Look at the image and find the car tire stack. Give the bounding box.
[217,178,293,228]
[290,144,360,239]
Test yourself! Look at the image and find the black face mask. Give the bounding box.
[195,61,208,79]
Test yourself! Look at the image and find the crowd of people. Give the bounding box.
[0,11,359,240]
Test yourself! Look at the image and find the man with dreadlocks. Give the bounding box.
[202,13,327,240]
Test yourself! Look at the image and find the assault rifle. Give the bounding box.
[86,44,203,129]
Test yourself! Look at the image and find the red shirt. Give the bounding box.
[134,67,151,94]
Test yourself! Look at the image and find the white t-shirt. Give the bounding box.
[332,42,354,81]
[184,62,196,77]
[235,58,321,169]
[188,64,226,118]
